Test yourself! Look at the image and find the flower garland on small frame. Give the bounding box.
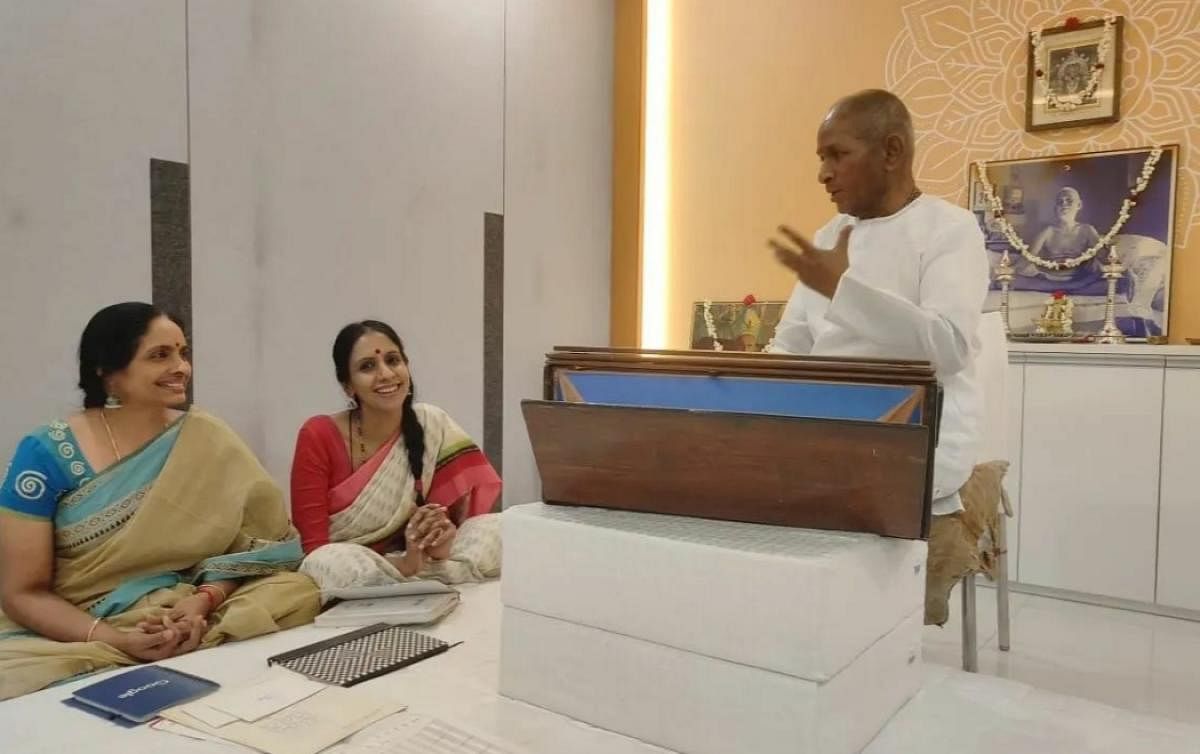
[973,147,1163,271]
[701,299,724,351]
[1031,14,1116,112]
[701,295,762,352]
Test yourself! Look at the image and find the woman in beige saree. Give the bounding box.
[0,303,319,700]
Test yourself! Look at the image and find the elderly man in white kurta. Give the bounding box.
[766,89,988,517]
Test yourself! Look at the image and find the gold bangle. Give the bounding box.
[85,617,103,643]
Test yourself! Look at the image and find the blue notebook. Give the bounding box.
[70,665,219,724]
[60,697,142,728]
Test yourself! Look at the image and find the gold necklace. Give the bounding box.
[98,409,171,463]
[99,410,122,461]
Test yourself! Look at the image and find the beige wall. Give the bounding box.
[637,0,1199,347]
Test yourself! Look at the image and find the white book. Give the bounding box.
[322,580,456,601]
[315,592,460,628]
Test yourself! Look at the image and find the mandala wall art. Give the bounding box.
[885,1,1199,250]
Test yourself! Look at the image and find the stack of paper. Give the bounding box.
[158,667,405,754]
[327,713,525,754]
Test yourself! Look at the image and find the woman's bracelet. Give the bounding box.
[84,616,103,643]
[196,583,228,610]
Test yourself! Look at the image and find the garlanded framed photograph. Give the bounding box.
[969,145,1179,341]
[690,297,785,352]
[1026,15,1123,132]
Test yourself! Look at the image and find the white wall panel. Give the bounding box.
[0,1,186,457]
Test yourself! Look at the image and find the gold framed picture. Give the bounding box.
[1025,16,1123,132]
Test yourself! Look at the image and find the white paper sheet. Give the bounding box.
[203,667,327,722]
[150,719,257,751]
[329,713,525,754]
[181,703,241,728]
[161,685,404,754]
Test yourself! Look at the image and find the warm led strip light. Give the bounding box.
[640,0,671,348]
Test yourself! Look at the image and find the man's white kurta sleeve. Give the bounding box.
[764,281,816,355]
[823,219,988,378]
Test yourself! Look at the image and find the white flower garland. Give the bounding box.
[1031,15,1116,112]
[701,300,723,351]
[973,147,1163,271]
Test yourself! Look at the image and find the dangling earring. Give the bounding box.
[104,394,122,409]
[347,395,358,410]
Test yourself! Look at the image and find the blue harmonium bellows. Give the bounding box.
[556,371,924,424]
[523,347,943,539]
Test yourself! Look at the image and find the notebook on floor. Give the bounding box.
[322,580,456,601]
[315,590,460,628]
[70,665,219,724]
[61,697,142,728]
[267,623,454,687]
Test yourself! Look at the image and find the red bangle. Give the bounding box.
[196,584,227,609]
[196,588,217,609]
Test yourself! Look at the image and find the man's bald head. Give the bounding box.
[823,89,914,162]
[815,90,918,219]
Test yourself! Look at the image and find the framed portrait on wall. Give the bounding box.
[1026,16,1123,131]
[968,145,1179,340]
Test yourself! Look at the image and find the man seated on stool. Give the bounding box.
[766,90,989,554]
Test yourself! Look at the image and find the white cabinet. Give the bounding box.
[1017,360,1162,602]
[1156,360,1200,611]
[1005,346,1198,611]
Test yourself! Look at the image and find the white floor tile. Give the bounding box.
[923,582,1200,726]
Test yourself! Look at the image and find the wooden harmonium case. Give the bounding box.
[522,347,942,540]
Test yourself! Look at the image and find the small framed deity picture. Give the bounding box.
[689,299,785,352]
[1025,15,1123,132]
